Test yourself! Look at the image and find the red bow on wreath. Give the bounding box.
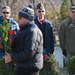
[8,30,16,44]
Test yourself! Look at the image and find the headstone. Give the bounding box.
[54,47,63,68]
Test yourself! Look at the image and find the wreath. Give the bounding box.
[0,19,16,75]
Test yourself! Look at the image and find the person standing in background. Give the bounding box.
[58,6,75,75]
[0,6,19,58]
[34,3,54,56]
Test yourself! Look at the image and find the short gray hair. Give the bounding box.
[1,6,11,11]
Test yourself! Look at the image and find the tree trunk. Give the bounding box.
[70,0,75,6]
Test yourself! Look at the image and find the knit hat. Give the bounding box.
[37,3,45,10]
[28,3,33,9]
[18,6,34,21]
[70,6,75,11]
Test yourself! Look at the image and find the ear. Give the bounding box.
[69,11,71,16]
[44,9,46,15]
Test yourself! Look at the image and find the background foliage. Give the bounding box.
[67,56,75,74]
[60,0,69,21]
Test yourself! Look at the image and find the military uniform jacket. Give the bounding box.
[58,18,75,53]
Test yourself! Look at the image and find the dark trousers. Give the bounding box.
[14,67,39,75]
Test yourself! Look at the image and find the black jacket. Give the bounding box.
[11,22,43,70]
[34,18,54,54]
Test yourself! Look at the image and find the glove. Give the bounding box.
[63,50,67,56]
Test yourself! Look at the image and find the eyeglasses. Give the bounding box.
[38,10,44,13]
[2,12,10,14]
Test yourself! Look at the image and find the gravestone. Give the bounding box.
[54,47,63,68]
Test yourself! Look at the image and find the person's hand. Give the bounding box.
[63,50,67,56]
[4,52,12,63]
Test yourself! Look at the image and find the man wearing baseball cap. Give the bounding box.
[34,3,54,56]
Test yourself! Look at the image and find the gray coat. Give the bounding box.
[11,22,43,70]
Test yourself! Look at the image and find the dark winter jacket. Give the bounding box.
[34,18,54,54]
[11,22,43,70]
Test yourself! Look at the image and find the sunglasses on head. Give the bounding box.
[38,10,44,13]
[2,12,10,14]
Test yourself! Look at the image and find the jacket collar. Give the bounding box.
[20,21,34,30]
[0,16,13,22]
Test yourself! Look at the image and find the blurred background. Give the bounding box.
[0,0,75,35]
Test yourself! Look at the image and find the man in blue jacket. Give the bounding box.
[34,3,54,56]
[0,6,19,58]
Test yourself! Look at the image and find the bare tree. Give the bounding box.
[0,0,1,7]
[70,0,75,6]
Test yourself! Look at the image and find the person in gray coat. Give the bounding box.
[4,6,43,75]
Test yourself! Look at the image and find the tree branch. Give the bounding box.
[70,0,75,6]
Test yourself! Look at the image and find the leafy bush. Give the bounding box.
[40,54,59,75]
[60,0,69,20]
[67,56,75,74]
[0,58,15,75]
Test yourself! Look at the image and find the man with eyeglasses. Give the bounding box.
[34,3,54,56]
[0,6,19,59]
[58,6,75,75]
